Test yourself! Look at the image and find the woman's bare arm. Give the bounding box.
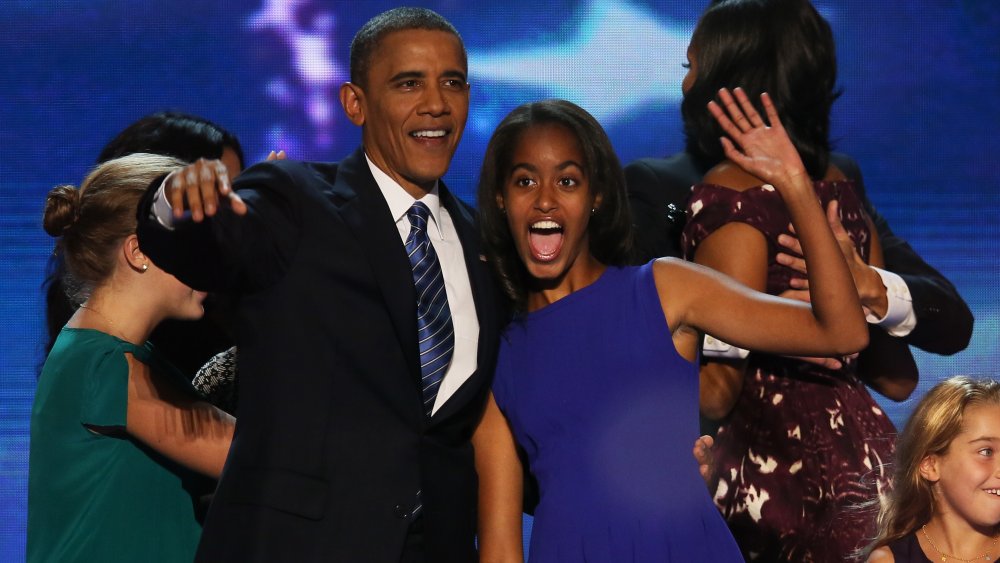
[125,353,235,478]
[662,89,867,358]
[473,393,524,563]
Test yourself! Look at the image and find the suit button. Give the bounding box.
[394,504,411,519]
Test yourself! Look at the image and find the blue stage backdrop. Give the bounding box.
[1,0,997,559]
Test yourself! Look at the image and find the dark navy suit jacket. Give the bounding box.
[137,147,504,562]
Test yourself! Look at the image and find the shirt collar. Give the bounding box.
[365,153,444,240]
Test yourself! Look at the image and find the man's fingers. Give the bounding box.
[777,233,803,256]
[198,161,221,217]
[776,251,807,273]
[787,277,809,290]
[197,160,219,216]
[164,160,236,222]
[168,171,187,219]
[226,191,248,216]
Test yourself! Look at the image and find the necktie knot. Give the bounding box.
[407,202,431,236]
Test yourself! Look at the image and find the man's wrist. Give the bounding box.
[865,267,917,336]
[860,265,890,318]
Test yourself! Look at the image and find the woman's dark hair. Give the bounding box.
[96,111,244,168]
[477,99,634,310]
[682,0,840,178]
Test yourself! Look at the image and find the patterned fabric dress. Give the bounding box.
[683,180,896,562]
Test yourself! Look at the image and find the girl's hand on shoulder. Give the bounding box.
[708,87,808,191]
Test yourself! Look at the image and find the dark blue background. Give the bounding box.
[1,1,997,558]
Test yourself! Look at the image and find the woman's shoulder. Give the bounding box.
[50,328,140,363]
[702,160,764,192]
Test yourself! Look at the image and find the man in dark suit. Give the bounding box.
[136,8,502,562]
[625,151,973,378]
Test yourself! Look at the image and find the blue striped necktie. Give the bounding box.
[405,202,455,417]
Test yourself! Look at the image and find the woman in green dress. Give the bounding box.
[29,153,236,562]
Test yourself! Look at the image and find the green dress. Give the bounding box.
[28,328,204,562]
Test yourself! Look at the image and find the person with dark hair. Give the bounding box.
[622,0,951,559]
[42,111,247,379]
[97,111,245,171]
[134,7,503,562]
[627,0,972,409]
[29,154,235,563]
[473,94,868,561]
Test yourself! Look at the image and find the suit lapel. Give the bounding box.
[325,148,421,387]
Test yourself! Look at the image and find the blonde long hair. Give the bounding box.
[863,376,1000,556]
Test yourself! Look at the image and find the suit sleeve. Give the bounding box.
[834,154,973,355]
[624,159,688,262]
[136,161,302,293]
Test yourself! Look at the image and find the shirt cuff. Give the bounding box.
[702,334,749,360]
[866,267,916,336]
[151,179,177,230]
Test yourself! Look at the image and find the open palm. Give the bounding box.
[708,88,808,188]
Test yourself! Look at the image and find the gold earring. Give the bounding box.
[141,263,148,272]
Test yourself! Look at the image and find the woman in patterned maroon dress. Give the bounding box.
[678,0,919,560]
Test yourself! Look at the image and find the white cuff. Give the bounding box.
[702,334,749,360]
[151,179,177,230]
[865,267,916,337]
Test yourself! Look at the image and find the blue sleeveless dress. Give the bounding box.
[492,262,743,561]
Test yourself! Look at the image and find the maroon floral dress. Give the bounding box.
[683,180,896,562]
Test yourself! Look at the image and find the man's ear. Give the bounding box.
[919,454,941,483]
[123,234,149,273]
[339,82,366,127]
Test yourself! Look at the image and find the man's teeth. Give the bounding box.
[412,130,446,138]
[531,220,561,230]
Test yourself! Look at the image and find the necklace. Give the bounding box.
[78,304,135,343]
[922,524,999,562]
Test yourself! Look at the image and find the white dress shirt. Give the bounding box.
[365,155,479,414]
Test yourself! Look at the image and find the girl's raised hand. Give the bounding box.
[708,88,808,191]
